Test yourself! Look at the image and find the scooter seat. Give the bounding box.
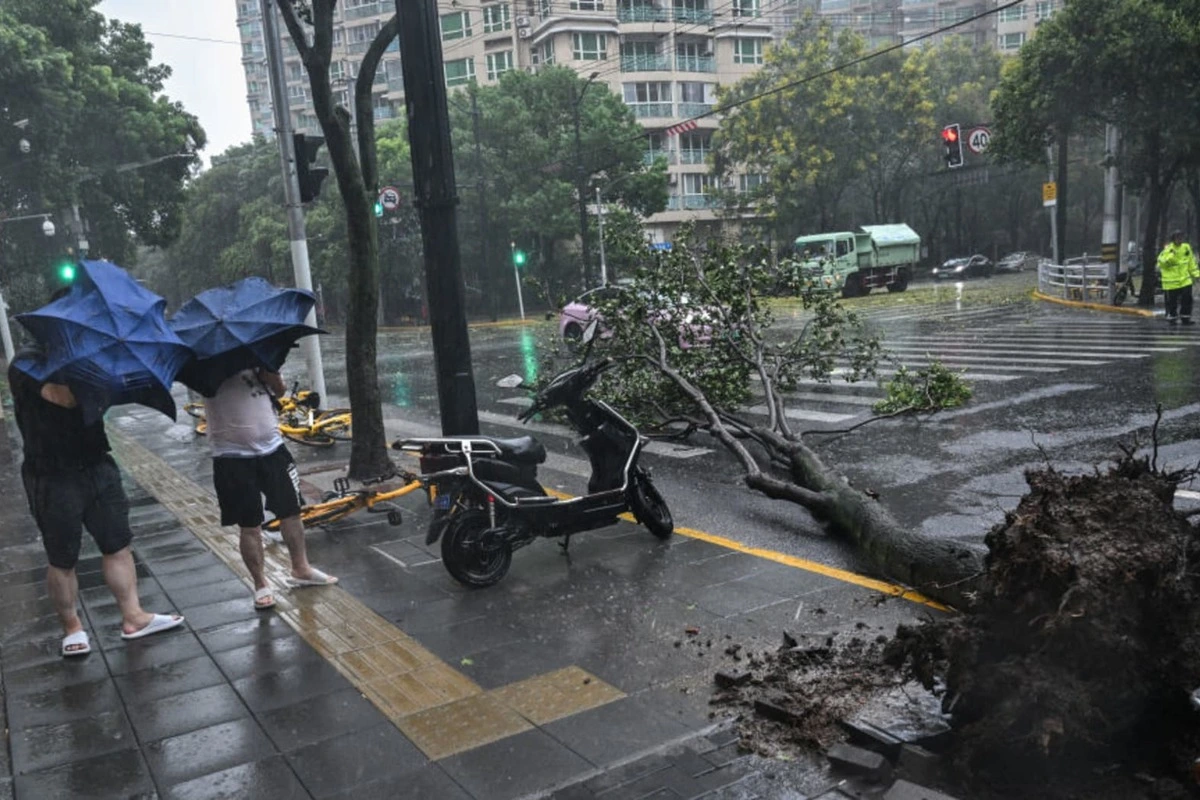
[450,435,546,465]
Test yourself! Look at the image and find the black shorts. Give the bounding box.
[22,456,133,570]
[212,444,303,529]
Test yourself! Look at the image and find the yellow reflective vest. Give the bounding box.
[1158,241,1199,290]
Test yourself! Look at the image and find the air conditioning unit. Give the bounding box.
[515,15,530,26]
[518,26,533,38]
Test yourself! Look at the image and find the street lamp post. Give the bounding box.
[0,212,57,363]
[595,186,608,287]
[573,71,600,289]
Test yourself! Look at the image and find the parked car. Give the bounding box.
[996,251,1039,273]
[932,254,994,280]
[558,286,620,342]
[558,284,713,348]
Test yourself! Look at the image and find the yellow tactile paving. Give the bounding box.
[110,430,625,760]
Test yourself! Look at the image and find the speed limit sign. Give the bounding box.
[966,127,991,155]
[378,186,402,211]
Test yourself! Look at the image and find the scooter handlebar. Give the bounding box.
[519,357,614,421]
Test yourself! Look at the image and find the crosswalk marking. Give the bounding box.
[746,405,857,423]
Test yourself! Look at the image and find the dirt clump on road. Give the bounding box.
[886,458,1200,796]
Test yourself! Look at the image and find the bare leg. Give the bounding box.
[46,565,83,637]
[239,526,268,590]
[101,547,154,634]
[279,516,334,583]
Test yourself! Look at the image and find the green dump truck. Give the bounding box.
[793,223,921,298]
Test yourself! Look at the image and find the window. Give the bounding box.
[679,131,710,163]
[682,173,713,195]
[731,0,758,17]
[739,173,765,193]
[483,3,512,32]
[733,38,763,64]
[334,89,350,107]
[622,40,659,58]
[570,0,604,8]
[329,61,346,81]
[287,83,307,99]
[486,51,513,80]
[999,32,1025,49]
[534,40,556,65]
[572,32,607,60]
[441,11,472,41]
[998,4,1027,22]
[678,81,706,102]
[1035,1,1056,20]
[623,82,671,103]
[348,21,381,43]
[288,62,304,81]
[444,57,476,86]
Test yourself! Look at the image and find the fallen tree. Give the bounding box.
[583,229,985,606]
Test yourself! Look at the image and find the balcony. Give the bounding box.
[677,102,713,117]
[643,149,677,165]
[620,54,670,72]
[679,149,709,164]
[667,194,721,210]
[673,8,713,23]
[675,55,714,72]
[618,4,670,21]
[373,106,396,121]
[345,1,387,20]
[628,101,674,118]
[387,73,406,91]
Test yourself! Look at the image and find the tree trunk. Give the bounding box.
[277,0,390,479]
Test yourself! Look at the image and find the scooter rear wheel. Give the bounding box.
[628,472,673,539]
[441,510,512,587]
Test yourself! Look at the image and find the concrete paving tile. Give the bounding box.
[12,748,155,800]
[324,763,472,800]
[0,635,64,672]
[232,659,350,713]
[156,563,243,593]
[126,683,250,743]
[413,615,531,663]
[136,540,213,564]
[0,565,46,591]
[691,582,792,619]
[453,639,577,691]
[196,614,296,653]
[213,634,323,681]
[165,577,250,611]
[542,696,694,767]
[4,676,122,730]
[258,686,387,752]
[636,686,728,732]
[0,580,48,606]
[101,630,208,676]
[145,717,278,788]
[77,561,153,590]
[0,609,71,646]
[114,654,226,704]
[162,755,309,800]
[286,722,427,798]
[2,651,110,698]
[91,613,191,652]
[0,778,10,800]
[148,551,226,577]
[9,709,135,774]
[180,596,262,631]
[439,727,593,800]
[83,592,174,627]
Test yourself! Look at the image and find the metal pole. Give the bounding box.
[1047,144,1059,265]
[261,0,326,400]
[397,0,479,435]
[0,288,14,364]
[574,86,589,290]
[511,242,525,321]
[596,186,608,287]
[471,91,495,321]
[1100,125,1120,270]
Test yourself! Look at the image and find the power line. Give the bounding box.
[142,31,243,45]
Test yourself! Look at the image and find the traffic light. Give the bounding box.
[512,249,527,267]
[56,260,76,284]
[373,200,384,218]
[292,133,329,203]
[941,124,963,169]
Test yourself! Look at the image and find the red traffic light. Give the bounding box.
[941,126,959,143]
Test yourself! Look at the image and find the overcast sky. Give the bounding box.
[99,0,251,166]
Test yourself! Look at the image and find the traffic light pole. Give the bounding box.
[261,0,326,401]
[510,242,526,320]
[396,0,479,436]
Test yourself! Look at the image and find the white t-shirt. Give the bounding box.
[204,369,283,458]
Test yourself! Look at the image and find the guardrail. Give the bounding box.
[1038,259,1119,304]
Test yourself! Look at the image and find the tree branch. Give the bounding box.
[273,0,312,65]
[355,13,400,194]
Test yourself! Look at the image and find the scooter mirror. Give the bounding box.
[581,319,600,346]
[496,374,524,389]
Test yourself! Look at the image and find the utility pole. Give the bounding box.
[572,72,599,289]
[261,0,326,400]
[1046,144,1059,264]
[1100,124,1120,278]
[471,91,495,321]
[595,186,608,287]
[396,0,479,435]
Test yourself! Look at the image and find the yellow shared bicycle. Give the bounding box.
[185,383,352,447]
[263,470,424,531]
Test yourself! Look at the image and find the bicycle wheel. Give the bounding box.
[322,416,353,441]
[283,429,335,448]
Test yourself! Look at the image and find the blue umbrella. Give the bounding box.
[170,277,324,397]
[13,260,192,423]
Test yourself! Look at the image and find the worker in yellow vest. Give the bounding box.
[1158,230,1199,325]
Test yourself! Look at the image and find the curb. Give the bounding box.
[1031,290,1157,317]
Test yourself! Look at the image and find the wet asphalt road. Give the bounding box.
[280,271,1200,575]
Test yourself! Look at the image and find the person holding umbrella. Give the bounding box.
[10,283,186,658]
[170,278,335,609]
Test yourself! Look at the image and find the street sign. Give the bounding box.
[966,126,990,155]
[378,186,402,212]
[1043,181,1058,207]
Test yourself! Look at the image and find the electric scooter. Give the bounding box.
[391,323,673,588]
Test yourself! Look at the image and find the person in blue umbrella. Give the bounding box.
[204,366,337,609]
[8,300,186,658]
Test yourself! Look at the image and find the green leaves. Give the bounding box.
[872,362,972,415]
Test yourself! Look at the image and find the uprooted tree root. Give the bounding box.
[887,456,1200,795]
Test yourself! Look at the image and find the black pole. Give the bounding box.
[573,85,590,290]
[396,0,479,435]
[471,91,496,322]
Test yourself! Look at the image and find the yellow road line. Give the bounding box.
[1032,290,1155,317]
[540,488,949,611]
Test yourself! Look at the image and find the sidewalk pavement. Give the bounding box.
[0,407,933,799]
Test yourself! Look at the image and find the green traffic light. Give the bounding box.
[373,201,384,218]
[512,249,526,267]
[57,262,76,283]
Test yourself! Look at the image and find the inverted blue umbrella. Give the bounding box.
[13,260,192,423]
[170,277,324,397]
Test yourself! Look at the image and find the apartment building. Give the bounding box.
[994,0,1060,53]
